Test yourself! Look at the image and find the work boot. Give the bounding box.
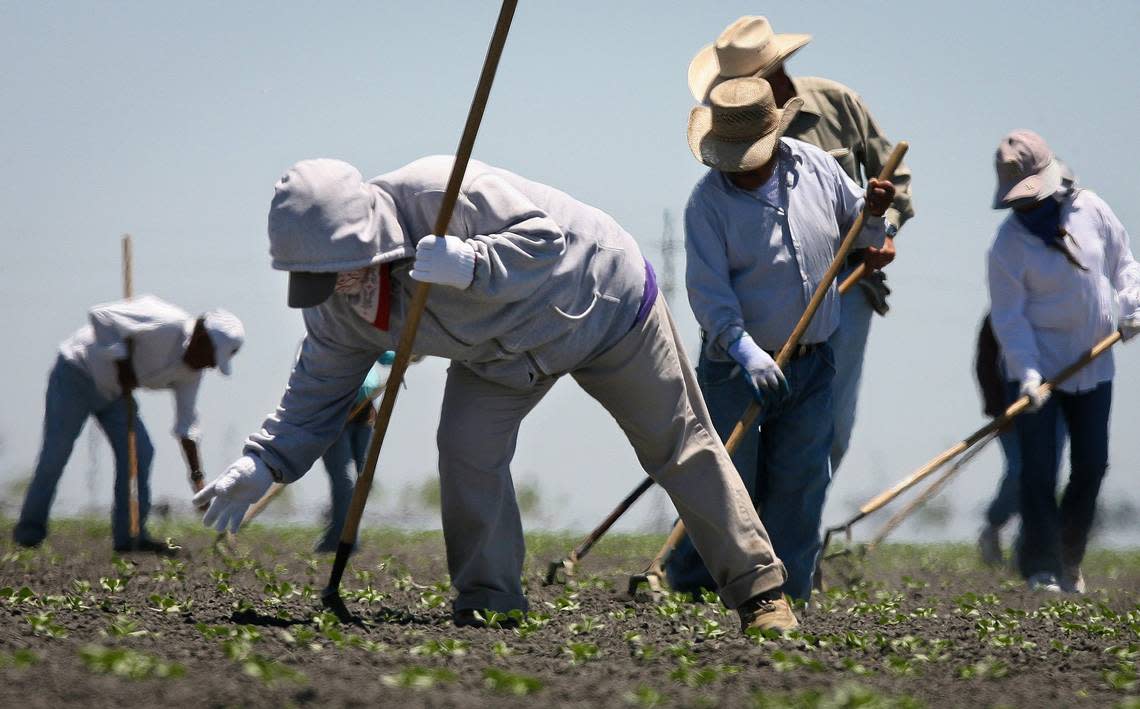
[1026,572,1061,593]
[738,590,799,634]
[977,524,1004,567]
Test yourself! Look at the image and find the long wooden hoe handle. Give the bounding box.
[636,142,910,581]
[854,329,1122,521]
[323,0,519,599]
[122,234,140,541]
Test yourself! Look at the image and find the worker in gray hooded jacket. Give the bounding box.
[194,155,799,632]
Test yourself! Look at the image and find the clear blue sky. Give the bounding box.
[2,1,1138,544]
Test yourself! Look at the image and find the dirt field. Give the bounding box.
[0,518,1137,708]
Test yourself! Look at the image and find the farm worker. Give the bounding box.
[314,351,396,553]
[12,295,244,553]
[666,77,896,600]
[687,16,914,476]
[193,155,800,632]
[987,130,1140,592]
[975,315,1067,568]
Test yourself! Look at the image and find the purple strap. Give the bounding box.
[633,259,659,328]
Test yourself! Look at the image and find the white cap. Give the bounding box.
[202,309,244,376]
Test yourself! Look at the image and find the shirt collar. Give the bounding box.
[789,77,823,117]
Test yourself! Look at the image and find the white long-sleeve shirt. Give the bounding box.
[987,190,1140,393]
[60,295,203,439]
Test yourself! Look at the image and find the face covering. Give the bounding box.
[1014,197,1086,270]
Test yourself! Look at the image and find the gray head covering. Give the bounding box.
[267,159,412,307]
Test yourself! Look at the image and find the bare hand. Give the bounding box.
[863,235,897,272]
[865,178,896,217]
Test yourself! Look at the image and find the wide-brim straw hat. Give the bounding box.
[688,16,811,102]
[687,77,803,172]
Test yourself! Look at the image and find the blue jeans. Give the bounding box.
[985,417,1066,529]
[985,429,1022,528]
[666,344,835,600]
[1015,381,1111,580]
[827,270,874,474]
[14,355,154,549]
[315,417,370,551]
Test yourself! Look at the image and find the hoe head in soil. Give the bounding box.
[544,556,577,586]
[816,524,868,588]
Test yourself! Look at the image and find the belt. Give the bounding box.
[764,342,823,361]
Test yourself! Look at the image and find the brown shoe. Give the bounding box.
[738,592,799,634]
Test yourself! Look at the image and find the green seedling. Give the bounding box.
[418,589,447,609]
[608,607,636,621]
[240,654,306,685]
[99,577,126,594]
[411,638,469,658]
[491,640,513,657]
[0,649,39,669]
[670,663,740,688]
[71,579,92,595]
[381,666,457,689]
[153,558,186,583]
[79,646,183,680]
[1104,662,1138,692]
[473,609,509,628]
[27,611,67,638]
[110,556,135,578]
[958,657,1010,680]
[148,593,192,614]
[482,667,543,695]
[624,686,663,708]
[1,586,39,606]
[563,641,600,665]
[568,615,605,635]
[106,616,148,638]
[544,592,582,614]
[769,650,825,673]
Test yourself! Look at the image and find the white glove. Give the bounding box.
[192,455,275,533]
[1019,370,1049,412]
[409,234,476,289]
[727,334,789,405]
[1120,313,1140,341]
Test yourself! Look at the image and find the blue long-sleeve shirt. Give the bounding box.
[684,138,885,354]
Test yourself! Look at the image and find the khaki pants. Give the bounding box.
[437,297,786,612]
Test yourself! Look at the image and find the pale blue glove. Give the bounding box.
[728,334,789,406]
[193,455,275,533]
[410,234,476,289]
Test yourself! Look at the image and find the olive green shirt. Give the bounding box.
[786,76,914,230]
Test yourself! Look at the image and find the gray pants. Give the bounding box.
[437,298,786,613]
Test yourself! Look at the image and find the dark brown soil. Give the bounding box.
[1,519,1137,708]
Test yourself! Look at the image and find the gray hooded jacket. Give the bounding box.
[247,156,647,482]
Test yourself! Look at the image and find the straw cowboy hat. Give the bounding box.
[688,16,811,102]
[687,77,803,172]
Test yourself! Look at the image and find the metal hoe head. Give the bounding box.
[544,556,577,586]
[320,585,361,625]
[627,567,666,601]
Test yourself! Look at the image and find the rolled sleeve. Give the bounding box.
[244,308,379,483]
[684,193,746,353]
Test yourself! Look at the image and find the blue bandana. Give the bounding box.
[1013,197,1063,245]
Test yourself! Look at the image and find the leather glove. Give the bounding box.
[193,455,275,533]
[1120,313,1140,342]
[1019,370,1049,412]
[728,334,789,406]
[409,234,476,289]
